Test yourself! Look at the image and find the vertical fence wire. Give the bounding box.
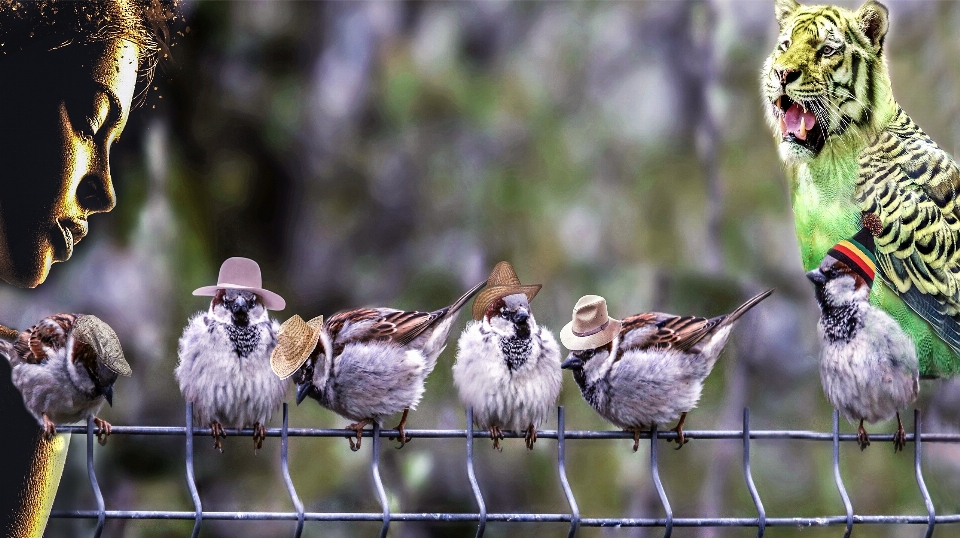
[85,417,105,538]
[184,403,202,538]
[371,422,390,538]
[742,408,765,537]
[832,409,854,538]
[280,404,305,538]
[914,409,935,538]
[649,423,673,538]
[465,407,487,538]
[556,406,580,538]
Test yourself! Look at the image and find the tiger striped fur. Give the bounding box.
[763,0,960,377]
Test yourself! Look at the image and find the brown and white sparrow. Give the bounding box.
[561,290,772,450]
[453,262,562,450]
[0,314,131,444]
[274,280,485,451]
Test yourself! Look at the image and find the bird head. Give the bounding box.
[292,349,320,405]
[807,255,871,309]
[486,293,534,337]
[561,342,612,371]
[211,289,267,326]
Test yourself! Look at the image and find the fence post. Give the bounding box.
[557,406,580,538]
[86,417,105,538]
[465,407,487,538]
[185,403,202,538]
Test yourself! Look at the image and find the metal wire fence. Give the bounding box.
[47,404,960,538]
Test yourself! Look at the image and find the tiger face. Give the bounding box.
[762,0,891,163]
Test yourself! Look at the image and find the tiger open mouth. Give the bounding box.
[774,95,826,154]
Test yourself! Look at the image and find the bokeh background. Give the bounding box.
[4,0,960,536]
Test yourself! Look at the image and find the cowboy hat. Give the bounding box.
[472,261,542,321]
[270,315,324,379]
[193,257,286,311]
[560,295,622,350]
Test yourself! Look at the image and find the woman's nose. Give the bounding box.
[76,147,116,214]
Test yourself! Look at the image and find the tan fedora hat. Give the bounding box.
[472,261,543,321]
[560,295,622,350]
[193,257,286,311]
[271,315,324,379]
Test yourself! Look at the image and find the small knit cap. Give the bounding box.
[827,216,879,287]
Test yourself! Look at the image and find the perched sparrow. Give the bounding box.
[175,257,287,452]
[0,314,131,444]
[453,261,561,450]
[561,291,772,451]
[807,223,919,452]
[273,280,485,451]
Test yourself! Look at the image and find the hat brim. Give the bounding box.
[560,318,622,351]
[472,284,542,321]
[194,284,286,311]
[271,316,323,379]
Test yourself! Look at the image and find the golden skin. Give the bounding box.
[0,38,139,287]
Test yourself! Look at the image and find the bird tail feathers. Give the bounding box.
[721,289,775,327]
[447,280,488,317]
[0,323,18,363]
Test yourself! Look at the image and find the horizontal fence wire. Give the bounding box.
[47,405,960,537]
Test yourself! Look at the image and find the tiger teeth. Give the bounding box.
[780,116,787,134]
[799,117,808,139]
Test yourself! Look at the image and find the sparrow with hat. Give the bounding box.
[560,295,623,350]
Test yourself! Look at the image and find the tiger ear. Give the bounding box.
[856,0,889,52]
[774,0,801,29]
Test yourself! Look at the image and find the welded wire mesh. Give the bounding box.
[47,404,960,538]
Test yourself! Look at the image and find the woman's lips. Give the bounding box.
[53,219,88,263]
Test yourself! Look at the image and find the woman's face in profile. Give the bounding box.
[0,38,139,287]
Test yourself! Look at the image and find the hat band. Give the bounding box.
[573,320,609,338]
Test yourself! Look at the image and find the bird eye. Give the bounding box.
[822,45,836,57]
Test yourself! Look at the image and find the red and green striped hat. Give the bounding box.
[827,226,878,287]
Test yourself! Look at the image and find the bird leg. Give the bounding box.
[489,425,504,451]
[211,421,226,452]
[524,424,537,450]
[857,419,871,451]
[893,413,907,453]
[346,419,372,452]
[632,428,642,452]
[41,414,57,441]
[252,422,266,452]
[670,412,690,450]
[93,417,112,446]
[388,408,412,449]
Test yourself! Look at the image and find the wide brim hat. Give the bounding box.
[270,315,324,379]
[560,295,622,350]
[73,315,131,376]
[194,257,286,311]
[472,261,543,321]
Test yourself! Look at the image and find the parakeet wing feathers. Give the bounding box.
[857,109,960,354]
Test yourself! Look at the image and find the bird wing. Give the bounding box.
[856,109,960,353]
[325,308,443,355]
[16,314,79,364]
[617,312,721,357]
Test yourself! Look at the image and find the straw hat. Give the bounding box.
[270,315,324,379]
[193,257,286,311]
[560,295,622,350]
[74,315,131,377]
[472,261,543,321]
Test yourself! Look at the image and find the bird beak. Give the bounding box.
[296,382,311,405]
[806,269,826,286]
[512,307,530,324]
[561,355,583,369]
[103,386,114,407]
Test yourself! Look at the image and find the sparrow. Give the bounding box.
[276,280,485,451]
[807,222,919,452]
[175,257,288,452]
[453,261,561,450]
[561,290,772,451]
[0,314,131,445]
